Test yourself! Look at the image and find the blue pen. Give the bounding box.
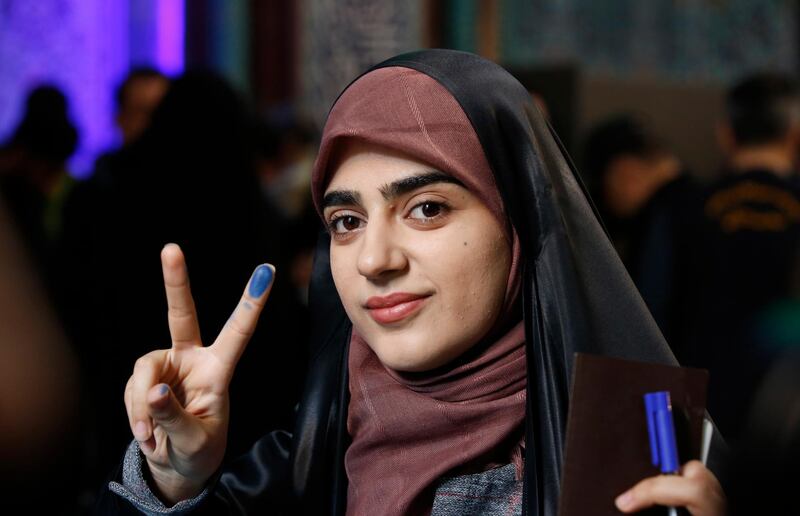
[644,391,679,516]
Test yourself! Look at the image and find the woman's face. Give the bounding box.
[323,140,511,372]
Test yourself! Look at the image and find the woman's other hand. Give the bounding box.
[615,460,726,515]
[124,243,275,504]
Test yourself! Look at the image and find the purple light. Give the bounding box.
[0,1,131,177]
[0,1,186,176]
[156,0,185,76]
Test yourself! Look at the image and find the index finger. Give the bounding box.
[161,243,202,349]
[211,264,275,369]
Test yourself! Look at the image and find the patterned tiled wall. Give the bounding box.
[500,0,798,82]
[300,0,424,129]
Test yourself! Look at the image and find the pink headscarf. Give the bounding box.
[312,67,526,516]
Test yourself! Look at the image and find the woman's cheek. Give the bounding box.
[441,229,507,333]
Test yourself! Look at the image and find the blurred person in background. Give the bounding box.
[582,115,700,344]
[255,118,321,303]
[59,70,308,496]
[255,118,318,223]
[679,72,800,440]
[283,202,323,305]
[0,195,81,513]
[92,67,169,188]
[115,67,170,147]
[0,85,79,282]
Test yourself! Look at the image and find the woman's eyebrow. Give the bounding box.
[380,171,463,201]
[322,190,362,211]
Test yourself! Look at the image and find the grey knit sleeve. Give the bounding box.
[107,440,209,515]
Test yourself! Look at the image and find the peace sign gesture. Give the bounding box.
[123,244,275,504]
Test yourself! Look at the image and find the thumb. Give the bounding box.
[147,383,198,439]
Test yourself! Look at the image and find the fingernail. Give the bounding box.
[134,421,149,441]
[615,491,633,510]
[158,384,169,397]
[248,264,273,298]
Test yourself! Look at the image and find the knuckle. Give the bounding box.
[682,460,705,478]
[133,356,149,371]
[134,350,166,375]
[168,306,194,320]
[133,406,149,422]
[133,401,149,420]
[227,317,253,339]
[132,393,149,412]
[134,354,155,372]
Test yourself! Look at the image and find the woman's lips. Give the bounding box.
[365,293,430,325]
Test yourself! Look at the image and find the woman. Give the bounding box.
[100,50,726,515]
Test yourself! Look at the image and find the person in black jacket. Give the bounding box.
[0,85,79,290]
[679,72,800,440]
[98,50,726,515]
[582,115,702,346]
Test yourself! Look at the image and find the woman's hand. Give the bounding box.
[615,460,726,515]
[124,244,275,505]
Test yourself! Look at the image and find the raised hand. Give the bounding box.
[124,243,275,504]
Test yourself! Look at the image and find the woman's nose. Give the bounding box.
[356,220,407,280]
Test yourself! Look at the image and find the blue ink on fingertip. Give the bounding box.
[159,384,169,396]
[248,265,273,298]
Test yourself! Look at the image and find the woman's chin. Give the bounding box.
[368,335,467,373]
[382,356,437,373]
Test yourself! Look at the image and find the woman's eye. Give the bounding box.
[409,202,445,220]
[330,215,363,234]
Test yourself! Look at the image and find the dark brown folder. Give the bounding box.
[558,353,709,516]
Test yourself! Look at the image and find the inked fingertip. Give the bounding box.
[248,264,274,298]
[148,384,170,407]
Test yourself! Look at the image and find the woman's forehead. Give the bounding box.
[325,140,441,190]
